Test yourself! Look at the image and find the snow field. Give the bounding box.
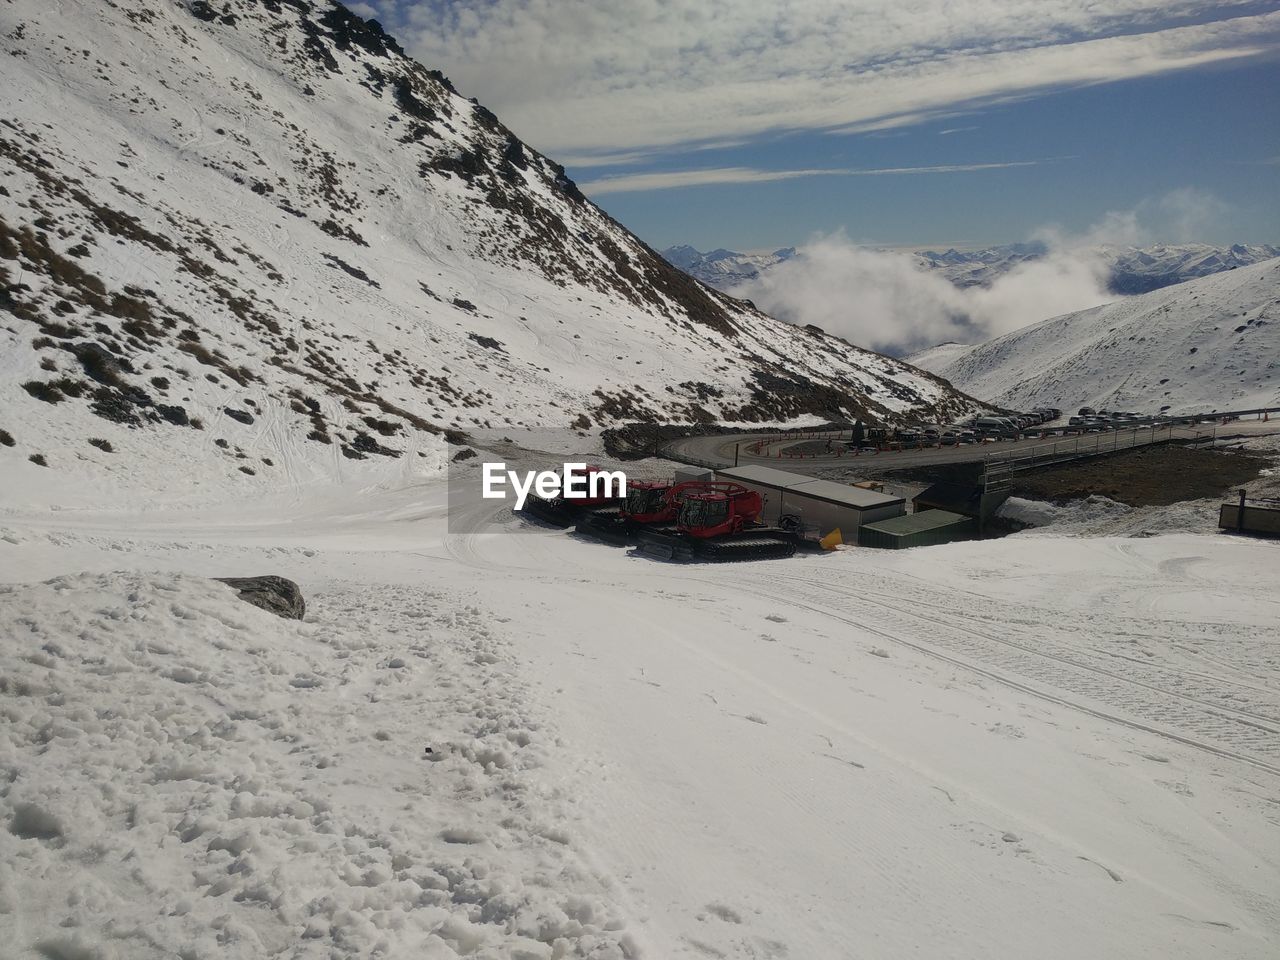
[1,444,1278,959]
[457,527,1280,958]
[0,572,637,959]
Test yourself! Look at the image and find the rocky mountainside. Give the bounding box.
[0,0,979,502]
[668,241,1280,295]
[907,258,1280,413]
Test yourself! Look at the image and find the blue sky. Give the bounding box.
[354,1,1279,251]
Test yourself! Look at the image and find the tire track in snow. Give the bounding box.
[719,575,1280,777]
[847,585,1280,728]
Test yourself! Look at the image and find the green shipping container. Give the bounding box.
[858,510,976,549]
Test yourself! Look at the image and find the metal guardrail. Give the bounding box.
[661,406,1278,471]
[981,423,1213,474]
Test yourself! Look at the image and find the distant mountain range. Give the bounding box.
[663,242,1280,296]
[661,244,798,288]
[905,259,1280,414]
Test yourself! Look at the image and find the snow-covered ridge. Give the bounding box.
[907,258,1280,413]
[0,0,980,501]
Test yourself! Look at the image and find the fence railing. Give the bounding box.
[981,423,1219,475]
[662,406,1275,470]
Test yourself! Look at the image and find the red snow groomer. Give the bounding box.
[520,464,626,527]
[576,478,749,543]
[634,483,796,562]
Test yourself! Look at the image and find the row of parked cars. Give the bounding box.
[1068,407,1147,429]
[891,408,1058,447]
[890,405,1181,448]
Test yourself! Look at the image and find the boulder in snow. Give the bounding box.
[214,575,305,620]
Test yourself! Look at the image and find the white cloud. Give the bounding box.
[391,2,1280,157]
[734,237,981,352]
[729,191,1225,353]
[581,159,1054,195]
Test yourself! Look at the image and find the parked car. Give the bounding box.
[973,417,1017,438]
[1079,407,1096,416]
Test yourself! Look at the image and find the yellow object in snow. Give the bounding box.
[819,528,843,550]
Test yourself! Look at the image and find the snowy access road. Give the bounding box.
[2,477,1279,959]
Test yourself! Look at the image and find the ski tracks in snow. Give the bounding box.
[739,565,1280,775]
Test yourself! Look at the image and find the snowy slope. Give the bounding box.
[898,340,972,376]
[0,0,977,504]
[3,479,1280,959]
[908,258,1280,412]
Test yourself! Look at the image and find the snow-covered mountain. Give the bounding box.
[1102,243,1280,294]
[0,0,979,501]
[917,242,1280,293]
[660,245,798,288]
[668,241,1280,295]
[907,258,1280,413]
[902,341,974,375]
[912,243,1047,289]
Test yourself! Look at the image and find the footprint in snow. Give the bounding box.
[702,903,743,924]
[820,752,864,770]
[1163,914,1236,932]
[1077,855,1123,882]
[440,827,484,844]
